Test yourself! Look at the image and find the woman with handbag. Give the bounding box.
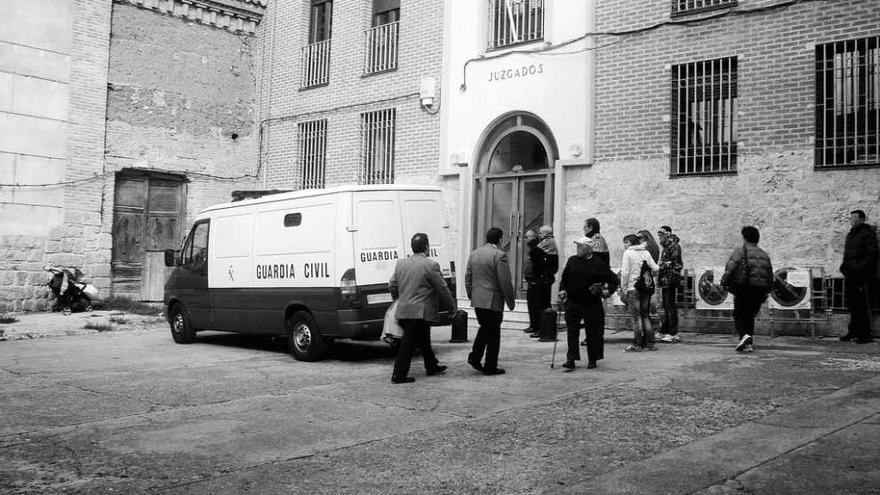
[720,226,774,353]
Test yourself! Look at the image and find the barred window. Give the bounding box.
[364,1,399,75]
[671,57,738,176]
[488,0,544,51]
[298,120,327,189]
[815,36,880,168]
[359,109,396,185]
[671,0,736,16]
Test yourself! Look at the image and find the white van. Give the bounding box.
[163,185,454,361]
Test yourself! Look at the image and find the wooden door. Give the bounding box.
[112,173,185,301]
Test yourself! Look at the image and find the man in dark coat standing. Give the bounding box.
[389,233,457,384]
[465,227,515,375]
[839,210,879,344]
[528,225,559,339]
[558,238,619,371]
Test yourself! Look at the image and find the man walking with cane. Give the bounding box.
[558,237,619,371]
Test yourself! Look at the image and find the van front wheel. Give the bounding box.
[289,311,327,361]
[169,303,196,344]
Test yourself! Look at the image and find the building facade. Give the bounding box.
[0,0,264,311]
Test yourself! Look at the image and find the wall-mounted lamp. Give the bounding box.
[420,77,439,114]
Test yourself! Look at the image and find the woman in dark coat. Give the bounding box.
[720,226,773,353]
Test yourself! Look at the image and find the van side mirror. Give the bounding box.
[164,249,178,267]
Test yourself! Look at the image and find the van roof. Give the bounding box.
[199,184,443,215]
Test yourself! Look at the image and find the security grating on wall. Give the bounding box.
[671,57,738,176]
[815,36,880,168]
[359,109,396,185]
[671,0,736,16]
[487,0,544,50]
[298,120,327,189]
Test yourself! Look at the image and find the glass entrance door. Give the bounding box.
[482,176,552,297]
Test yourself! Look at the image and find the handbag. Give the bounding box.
[381,301,404,343]
[729,246,751,291]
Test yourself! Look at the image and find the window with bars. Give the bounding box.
[298,120,327,189]
[671,0,736,16]
[364,0,399,75]
[671,57,738,176]
[487,0,544,50]
[359,109,396,185]
[815,36,880,169]
[302,0,333,88]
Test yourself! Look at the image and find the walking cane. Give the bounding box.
[550,300,562,368]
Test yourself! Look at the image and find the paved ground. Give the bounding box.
[0,311,878,494]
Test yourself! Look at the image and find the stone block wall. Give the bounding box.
[259,0,444,190]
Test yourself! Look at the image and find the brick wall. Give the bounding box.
[259,0,444,190]
[566,0,880,288]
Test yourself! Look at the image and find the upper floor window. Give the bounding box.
[359,108,396,185]
[364,0,399,75]
[671,0,736,17]
[488,0,544,51]
[815,36,880,169]
[671,57,738,176]
[298,119,327,189]
[302,0,333,88]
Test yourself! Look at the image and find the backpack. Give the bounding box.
[634,260,655,294]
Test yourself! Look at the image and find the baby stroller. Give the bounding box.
[44,265,98,315]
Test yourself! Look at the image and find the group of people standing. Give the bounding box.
[386,209,877,383]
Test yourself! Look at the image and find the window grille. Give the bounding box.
[359,109,396,185]
[364,21,399,75]
[298,120,327,189]
[815,36,880,168]
[671,0,736,16]
[488,0,544,50]
[671,57,738,176]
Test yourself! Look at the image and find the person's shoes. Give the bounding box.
[623,345,641,352]
[529,332,541,339]
[735,334,752,352]
[855,337,874,344]
[656,333,669,342]
[839,333,854,342]
[391,376,415,384]
[561,360,575,372]
[522,326,533,333]
[645,345,658,351]
[586,361,597,369]
[744,344,755,353]
[426,365,448,376]
[483,367,506,375]
[670,335,681,343]
[467,354,484,372]
[581,339,588,346]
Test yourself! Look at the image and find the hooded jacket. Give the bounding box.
[840,223,879,282]
[658,234,683,288]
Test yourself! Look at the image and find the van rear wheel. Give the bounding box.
[289,311,327,361]
[169,303,196,344]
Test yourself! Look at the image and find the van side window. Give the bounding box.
[284,213,302,227]
[184,222,210,272]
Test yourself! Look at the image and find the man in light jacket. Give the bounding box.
[389,233,457,384]
[465,227,516,375]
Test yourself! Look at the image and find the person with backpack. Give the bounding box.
[619,234,660,352]
[720,226,774,353]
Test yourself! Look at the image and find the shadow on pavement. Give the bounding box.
[193,331,398,362]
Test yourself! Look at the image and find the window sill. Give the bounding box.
[670,1,737,18]
[362,67,399,78]
[299,82,330,91]
[669,169,737,178]
[486,38,546,53]
[815,163,880,171]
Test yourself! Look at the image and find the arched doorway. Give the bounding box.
[473,113,557,297]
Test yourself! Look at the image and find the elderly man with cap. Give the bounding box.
[558,236,619,371]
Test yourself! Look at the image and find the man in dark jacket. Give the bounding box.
[528,225,559,339]
[657,226,683,343]
[558,237,619,371]
[839,210,879,344]
[389,233,457,384]
[522,230,538,333]
[720,226,773,353]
